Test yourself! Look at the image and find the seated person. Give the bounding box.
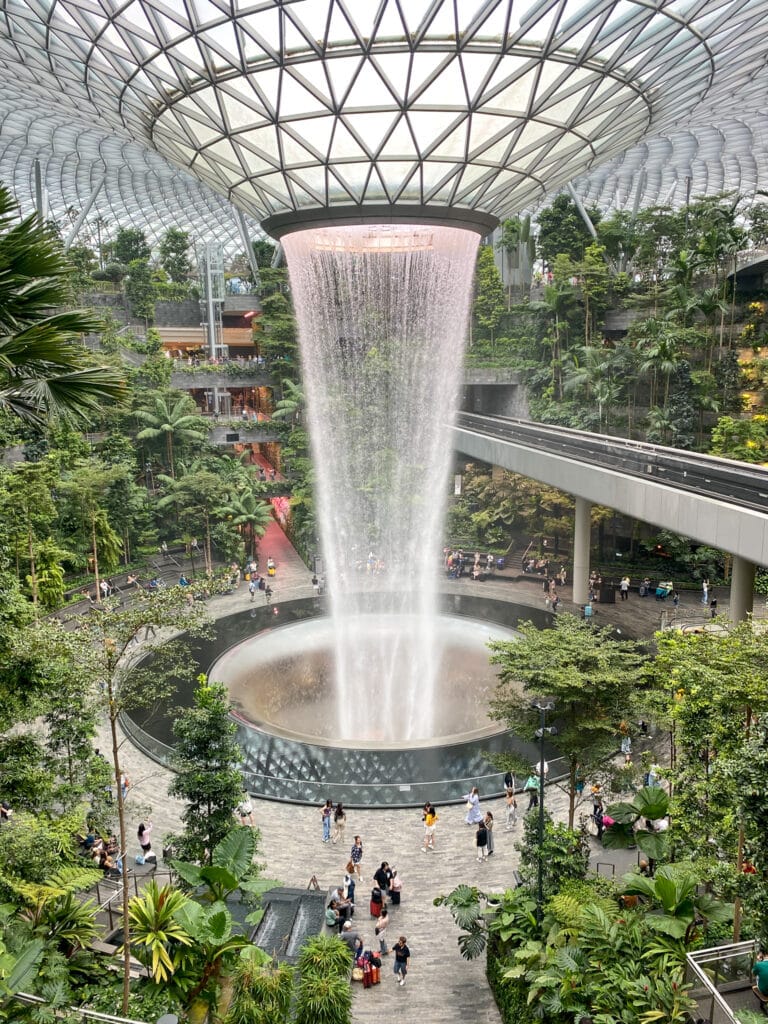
[754,951,768,998]
[325,900,340,930]
[178,574,190,587]
[340,920,363,954]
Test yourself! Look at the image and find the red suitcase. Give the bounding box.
[371,964,380,985]
[363,961,372,988]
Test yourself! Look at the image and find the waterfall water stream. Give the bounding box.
[283,224,479,740]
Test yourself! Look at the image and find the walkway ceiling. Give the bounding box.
[0,0,767,240]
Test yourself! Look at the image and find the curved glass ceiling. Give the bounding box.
[0,0,767,233]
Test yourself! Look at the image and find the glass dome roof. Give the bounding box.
[0,0,766,233]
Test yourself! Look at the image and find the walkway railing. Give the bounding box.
[686,940,758,1024]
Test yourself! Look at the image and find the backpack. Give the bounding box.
[135,854,145,865]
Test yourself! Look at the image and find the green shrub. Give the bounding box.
[296,934,352,979]
[294,972,352,1024]
[487,936,535,1024]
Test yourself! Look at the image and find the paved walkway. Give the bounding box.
[103,537,677,1023]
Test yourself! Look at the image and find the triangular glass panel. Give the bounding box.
[241,124,281,160]
[285,2,330,44]
[362,164,388,201]
[280,69,331,117]
[288,163,327,201]
[346,58,398,108]
[221,93,263,131]
[369,52,412,102]
[373,1,407,40]
[332,161,370,201]
[399,0,436,36]
[431,117,469,159]
[378,159,418,198]
[240,7,281,51]
[329,120,369,161]
[407,51,447,99]
[406,109,461,155]
[344,111,398,153]
[459,52,498,105]
[468,112,514,154]
[415,56,467,106]
[325,55,364,104]
[480,68,538,115]
[377,115,419,159]
[278,129,319,168]
[282,116,335,157]
[326,2,357,47]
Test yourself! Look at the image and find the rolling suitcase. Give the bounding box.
[363,961,372,988]
[371,964,380,985]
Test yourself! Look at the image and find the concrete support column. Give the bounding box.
[729,555,755,623]
[572,497,591,606]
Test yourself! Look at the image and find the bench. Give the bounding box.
[753,985,768,1013]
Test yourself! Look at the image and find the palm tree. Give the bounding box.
[0,184,125,425]
[214,488,272,560]
[135,392,208,478]
[271,378,305,425]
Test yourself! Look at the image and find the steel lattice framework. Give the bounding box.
[0,0,767,237]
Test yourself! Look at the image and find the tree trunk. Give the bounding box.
[568,758,577,829]
[27,526,39,621]
[204,514,213,575]
[92,515,101,603]
[107,679,131,1015]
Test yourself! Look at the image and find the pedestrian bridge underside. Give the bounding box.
[452,414,768,618]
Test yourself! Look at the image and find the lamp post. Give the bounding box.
[532,697,556,929]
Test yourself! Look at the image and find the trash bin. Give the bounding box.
[599,585,616,604]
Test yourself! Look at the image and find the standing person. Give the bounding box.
[343,868,356,910]
[236,794,254,826]
[393,935,410,986]
[120,773,131,800]
[503,769,516,792]
[350,835,364,880]
[464,786,483,825]
[137,820,152,857]
[619,576,630,601]
[311,574,319,595]
[389,869,402,906]
[475,818,488,862]
[248,577,257,601]
[504,788,518,830]
[375,906,390,955]
[710,597,718,618]
[321,799,333,843]
[484,811,495,855]
[524,772,539,810]
[332,802,346,845]
[702,578,710,605]
[373,861,391,897]
[422,803,438,851]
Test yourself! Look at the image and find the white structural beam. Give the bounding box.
[64,174,106,250]
[452,426,768,569]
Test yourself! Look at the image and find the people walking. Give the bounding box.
[321,799,333,843]
[702,578,710,605]
[393,935,410,986]
[524,773,539,810]
[389,869,402,906]
[620,576,630,601]
[350,835,364,880]
[332,802,346,845]
[464,786,483,824]
[505,787,518,830]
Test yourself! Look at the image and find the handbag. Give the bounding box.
[352,966,364,982]
[466,800,472,811]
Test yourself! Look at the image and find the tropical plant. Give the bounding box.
[489,614,645,826]
[0,185,125,425]
[135,391,208,478]
[168,676,244,864]
[225,947,293,1024]
[128,880,193,983]
[159,228,191,283]
[214,487,272,560]
[620,864,733,943]
[603,785,671,861]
